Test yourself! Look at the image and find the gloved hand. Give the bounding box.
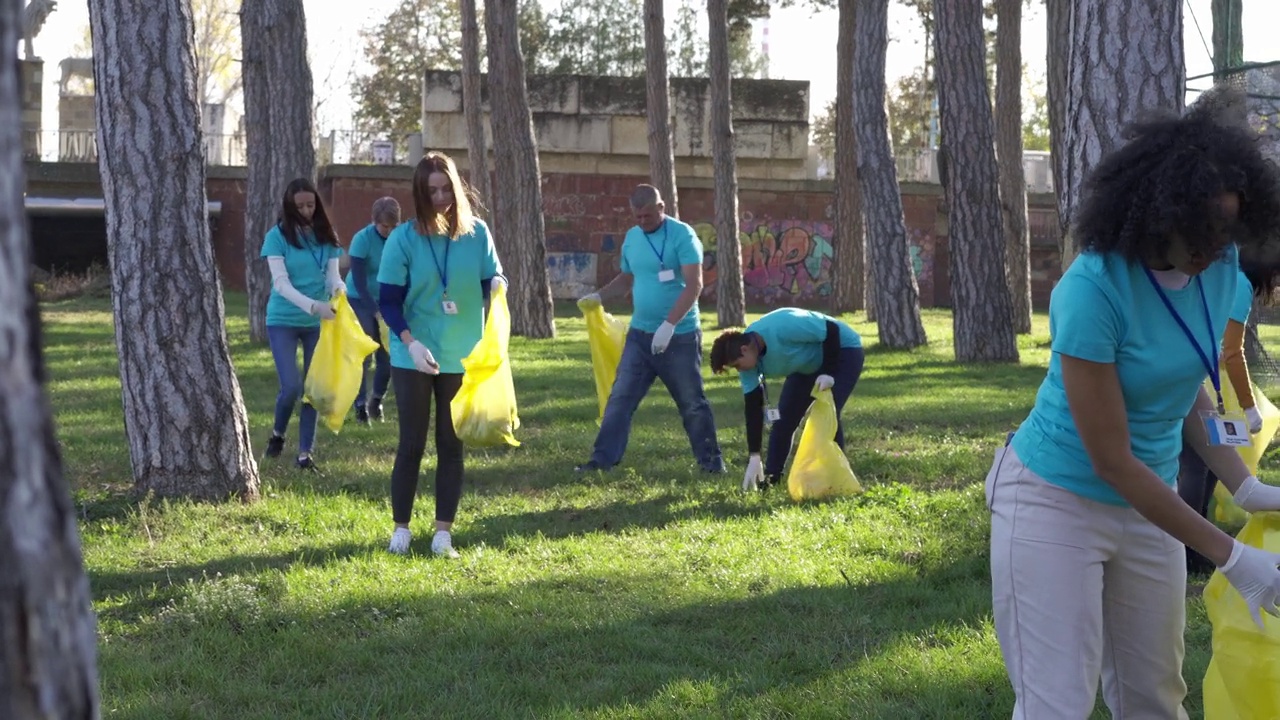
[652,321,676,354]
[489,276,507,294]
[1234,475,1280,513]
[743,454,764,492]
[407,340,440,375]
[327,281,346,299]
[311,301,336,321]
[577,293,601,311]
[815,374,835,391]
[1246,406,1264,434]
[1220,539,1280,629]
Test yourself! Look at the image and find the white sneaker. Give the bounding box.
[388,527,411,554]
[431,531,460,559]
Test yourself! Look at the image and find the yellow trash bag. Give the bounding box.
[785,387,863,502]
[1205,376,1280,524]
[377,315,391,351]
[304,293,380,434]
[581,302,628,424]
[450,284,520,447]
[1203,511,1280,719]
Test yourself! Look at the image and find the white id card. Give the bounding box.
[1203,411,1252,447]
[765,407,781,424]
[658,269,676,282]
[442,300,458,315]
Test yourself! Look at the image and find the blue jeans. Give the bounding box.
[591,328,723,471]
[764,347,865,478]
[267,324,320,453]
[352,302,391,407]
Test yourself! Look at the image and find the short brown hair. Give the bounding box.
[411,152,475,240]
[371,197,401,225]
[709,329,750,374]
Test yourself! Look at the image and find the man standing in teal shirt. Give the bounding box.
[576,184,724,474]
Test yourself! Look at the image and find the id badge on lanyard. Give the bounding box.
[761,379,780,425]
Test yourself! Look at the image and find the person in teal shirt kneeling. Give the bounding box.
[709,308,864,492]
[344,196,400,424]
[378,152,504,559]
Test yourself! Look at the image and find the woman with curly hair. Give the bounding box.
[986,91,1280,718]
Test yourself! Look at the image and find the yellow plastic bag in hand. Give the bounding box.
[1205,377,1280,523]
[304,293,380,434]
[581,302,628,424]
[377,315,391,351]
[785,387,863,502]
[451,284,520,447]
[1203,512,1280,719]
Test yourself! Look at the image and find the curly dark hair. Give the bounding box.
[1072,87,1280,271]
[709,330,750,375]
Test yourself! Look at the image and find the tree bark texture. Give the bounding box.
[0,0,101,714]
[1047,1,1184,272]
[853,0,926,349]
[707,0,746,328]
[643,0,679,219]
[484,0,556,338]
[1045,0,1070,269]
[1211,0,1243,82]
[90,0,261,500]
[240,0,315,344]
[995,0,1030,334]
[460,0,491,214]
[935,0,1019,363]
[831,0,865,315]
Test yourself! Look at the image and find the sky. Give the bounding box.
[23,0,1280,143]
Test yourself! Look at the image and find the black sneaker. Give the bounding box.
[758,474,779,493]
[701,460,727,474]
[574,460,605,473]
[355,405,370,425]
[296,455,318,472]
[368,397,384,422]
[264,434,285,459]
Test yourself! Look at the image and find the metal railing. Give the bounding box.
[894,147,1056,194]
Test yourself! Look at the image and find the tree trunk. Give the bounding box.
[90,0,261,499]
[1045,0,1072,270]
[643,0,679,219]
[0,0,101,713]
[707,0,745,328]
[1211,0,1243,83]
[831,0,865,315]
[935,0,1018,363]
[485,0,555,338]
[460,0,491,213]
[240,0,315,344]
[1048,1,1184,272]
[995,0,1030,334]
[853,0,927,349]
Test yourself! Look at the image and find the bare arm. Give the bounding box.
[1184,384,1253,492]
[596,271,634,300]
[1062,355,1235,566]
[665,263,703,326]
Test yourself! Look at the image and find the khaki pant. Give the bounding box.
[987,445,1190,720]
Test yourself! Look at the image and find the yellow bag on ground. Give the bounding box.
[1205,376,1280,523]
[786,387,863,502]
[1203,512,1280,719]
[304,293,380,434]
[582,303,628,424]
[451,285,520,447]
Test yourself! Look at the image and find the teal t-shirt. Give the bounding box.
[620,218,703,334]
[737,308,862,394]
[1229,269,1253,324]
[1010,245,1240,506]
[377,218,502,374]
[261,225,344,329]
[344,223,387,300]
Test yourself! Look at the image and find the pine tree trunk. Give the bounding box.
[1047,1,1184,272]
[1211,0,1243,82]
[935,0,1018,363]
[460,0,491,213]
[485,0,555,338]
[0,1,101,713]
[853,0,926,349]
[831,0,865,315]
[644,0,679,219]
[707,0,745,328]
[240,0,315,344]
[995,0,1030,334]
[90,0,261,500]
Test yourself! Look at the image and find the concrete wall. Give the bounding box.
[20,60,42,160]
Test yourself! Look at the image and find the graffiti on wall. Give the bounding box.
[546,251,597,299]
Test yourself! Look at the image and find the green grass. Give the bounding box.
[45,295,1257,719]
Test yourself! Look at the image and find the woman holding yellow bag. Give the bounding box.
[377,152,505,559]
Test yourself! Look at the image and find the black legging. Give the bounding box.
[1177,445,1218,570]
[390,369,465,524]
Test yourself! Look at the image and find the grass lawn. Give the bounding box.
[46,293,1264,719]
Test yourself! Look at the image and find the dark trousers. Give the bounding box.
[1177,445,1219,571]
[764,347,866,478]
[390,368,464,524]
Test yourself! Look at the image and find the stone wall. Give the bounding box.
[20,60,42,160]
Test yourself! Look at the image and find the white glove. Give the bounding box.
[310,300,336,321]
[327,280,346,298]
[1234,475,1280,513]
[743,454,764,492]
[407,340,440,375]
[652,321,676,354]
[489,276,507,293]
[1220,539,1280,629]
[815,374,835,391]
[1246,406,1264,434]
[577,293,601,311]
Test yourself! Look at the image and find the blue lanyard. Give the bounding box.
[1142,267,1223,413]
[426,234,450,296]
[306,242,326,272]
[643,220,668,269]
